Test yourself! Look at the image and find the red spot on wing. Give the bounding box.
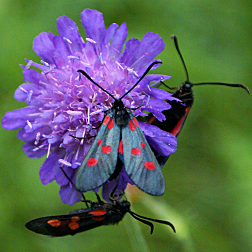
[144,161,156,170]
[170,116,184,136]
[89,209,107,221]
[148,116,155,124]
[107,118,114,129]
[68,220,79,230]
[170,107,190,137]
[103,115,110,125]
[141,142,145,148]
[89,209,107,216]
[129,120,135,131]
[131,148,141,155]
[92,216,106,221]
[133,117,139,127]
[47,219,61,227]
[118,139,123,154]
[87,158,98,167]
[97,139,102,145]
[185,106,190,116]
[101,146,112,154]
[71,216,80,221]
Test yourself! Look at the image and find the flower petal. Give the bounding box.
[109,22,128,60]
[139,122,177,156]
[59,184,81,205]
[119,38,140,65]
[23,68,49,86]
[55,164,73,186]
[22,141,48,158]
[57,15,84,52]
[145,86,173,100]
[120,32,165,71]
[81,9,105,46]
[39,149,66,184]
[17,126,52,142]
[33,32,56,64]
[2,106,39,130]
[104,23,119,44]
[144,99,171,121]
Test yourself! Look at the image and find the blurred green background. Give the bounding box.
[0,0,251,251]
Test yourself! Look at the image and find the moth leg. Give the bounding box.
[59,166,89,207]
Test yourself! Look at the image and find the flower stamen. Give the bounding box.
[47,143,51,158]
[27,120,32,129]
[86,38,97,44]
[40,60,50,67]
[58,159,72,167]
[63,37,72,44]
[34,132,41,145]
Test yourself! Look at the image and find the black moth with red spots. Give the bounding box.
[76,62,165,196]
[25,200,176,236]
[148,81,193,138]
[148,35,250,167]
[147,80,194,167]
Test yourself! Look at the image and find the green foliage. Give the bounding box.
[0,0,251,251]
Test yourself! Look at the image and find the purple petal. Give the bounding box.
[2,106,39,130]
[109,23,128,60]
[59,184,81,205]
[17,126,52,142]
[139,122,177,156]
[132,33,165,70]
[52,36,71,58]
[144,99,171,121]
[55,162,74,186]
[23,58,48,71]
[23,68,49,86]
[39,149,66,184]
[132,73,171,94]
[57,15,84,52]
[119,38,140,65]
[144,74,171,83]
[104,23,119,44]
[14,84,37,102]
[81,9,106,46]
[33,32,56,64]
[22,142,48,158]
[145,87,173,100]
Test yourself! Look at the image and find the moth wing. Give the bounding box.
[122,113,165,196]
[76,110,120,192]
[25,207,112,237]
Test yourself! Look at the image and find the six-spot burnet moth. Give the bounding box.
[148,35,250,167]
[25,200,176,236]
[75,61,166,196]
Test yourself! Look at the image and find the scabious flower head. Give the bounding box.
[2,9,177,204]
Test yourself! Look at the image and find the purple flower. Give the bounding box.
[2,9,177,204]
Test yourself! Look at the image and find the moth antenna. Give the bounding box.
[160,80,177,90]
[171,35,250,95]
[77,70,116,100]
[128,211,154,234]
[78,61,162,102]
[120,61,162,100]
[171,35,190,83]
[129,210,176,233]
[193,82,250,95]
[69,134,84,140]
